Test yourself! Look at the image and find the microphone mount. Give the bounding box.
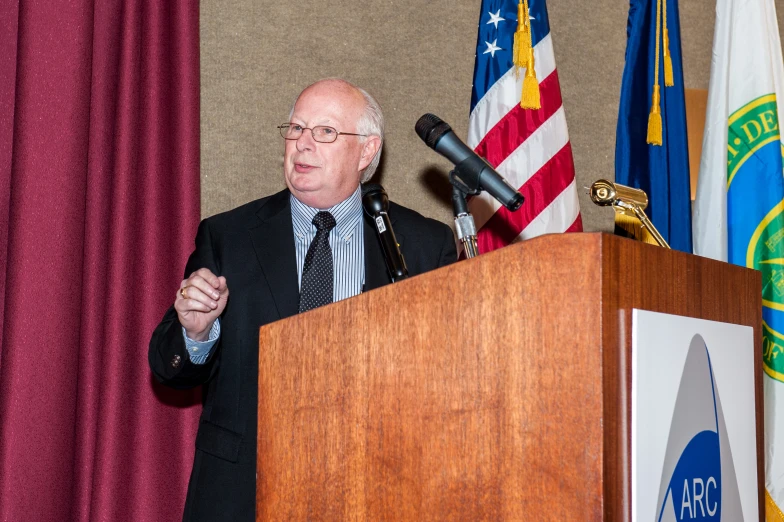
[449,159,483,259]
[449,157,484,197]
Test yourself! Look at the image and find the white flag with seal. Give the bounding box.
[693,0,784,519]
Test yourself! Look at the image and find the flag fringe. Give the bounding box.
[767,490,784,522]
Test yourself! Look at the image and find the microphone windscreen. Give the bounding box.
[361,183,389,214]
[361,183,384,196]
[415,114,452,149]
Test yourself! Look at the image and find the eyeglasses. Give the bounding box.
[277,123,367,143]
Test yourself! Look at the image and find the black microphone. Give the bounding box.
[361,183,409,282]
[415,113,524,211]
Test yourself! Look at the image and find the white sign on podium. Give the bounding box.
[632,309,758,521]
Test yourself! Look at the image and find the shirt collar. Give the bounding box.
[290,186,363,242]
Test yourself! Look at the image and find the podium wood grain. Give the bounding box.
[257,233,762,521]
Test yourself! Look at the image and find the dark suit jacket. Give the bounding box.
[149,188,457,522]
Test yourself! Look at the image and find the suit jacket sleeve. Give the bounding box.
[148,218,223,389]
[436,221,458,267]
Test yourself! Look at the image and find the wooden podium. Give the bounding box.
[256,233,763,520]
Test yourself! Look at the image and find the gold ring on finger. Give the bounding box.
[181,286,189,299]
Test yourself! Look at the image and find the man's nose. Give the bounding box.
[296,130,316,151]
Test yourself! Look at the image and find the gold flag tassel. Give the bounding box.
[522,48,541,109]
[512,0,530,69]
[648,85,663,145]
[647,0,663,145]
[518,0,540,109]
[662,0,674,86]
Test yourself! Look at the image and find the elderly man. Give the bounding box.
[149,78,457,521]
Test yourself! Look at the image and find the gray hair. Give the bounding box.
[355,86,384,183]
[289,79,384,183]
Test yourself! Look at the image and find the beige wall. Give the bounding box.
[200,0,784,232]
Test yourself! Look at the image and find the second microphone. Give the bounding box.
[362,183,409,282]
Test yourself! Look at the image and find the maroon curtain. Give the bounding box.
[0,1,202,521]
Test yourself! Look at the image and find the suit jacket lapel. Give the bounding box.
[249,189,405,302]
[363,212,405,292]
[248,189,300,319]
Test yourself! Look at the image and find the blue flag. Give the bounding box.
[615,0,692,253]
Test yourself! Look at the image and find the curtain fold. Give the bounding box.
[0,1,19,363]
[0,1,201,521]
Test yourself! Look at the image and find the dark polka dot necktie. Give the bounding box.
[298,211,337,313]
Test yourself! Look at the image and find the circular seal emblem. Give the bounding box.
[747,201,784,312]
[730,94,784,384]
[746,174,784,383]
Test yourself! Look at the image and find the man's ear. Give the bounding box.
[358,136,382,171]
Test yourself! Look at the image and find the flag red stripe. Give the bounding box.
[476,142,576,252]
[474,70,563,168]
[566,213,583,233]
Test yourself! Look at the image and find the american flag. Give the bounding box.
[467,0,582,252]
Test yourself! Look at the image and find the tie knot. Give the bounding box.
[312,211,336,232]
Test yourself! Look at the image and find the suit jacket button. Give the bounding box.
[171,354,182,368]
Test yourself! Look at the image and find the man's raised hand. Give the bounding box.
[175,268,229,341]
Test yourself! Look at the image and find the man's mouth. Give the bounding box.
[294,162,318,173]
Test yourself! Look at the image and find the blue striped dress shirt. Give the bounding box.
[184,187,365,363]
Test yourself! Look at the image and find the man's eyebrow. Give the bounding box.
[290,117,336,126]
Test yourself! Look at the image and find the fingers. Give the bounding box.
[178,283,218,309]
[216,276,229,296]
[177,290,216,314]
[173,269,229,339]
[188,277,221,301]
[176,269,225,312]
[191,268,221,289]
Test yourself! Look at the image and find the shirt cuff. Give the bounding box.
[182,319,220,365]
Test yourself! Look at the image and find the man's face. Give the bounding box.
[283,81,379,209]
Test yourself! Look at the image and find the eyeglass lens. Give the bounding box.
[280,124,338,143]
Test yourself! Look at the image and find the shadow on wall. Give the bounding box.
[419,166,453,211]
[418,164,527,242]
[367,148,456,215]
[370,151,503,226]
